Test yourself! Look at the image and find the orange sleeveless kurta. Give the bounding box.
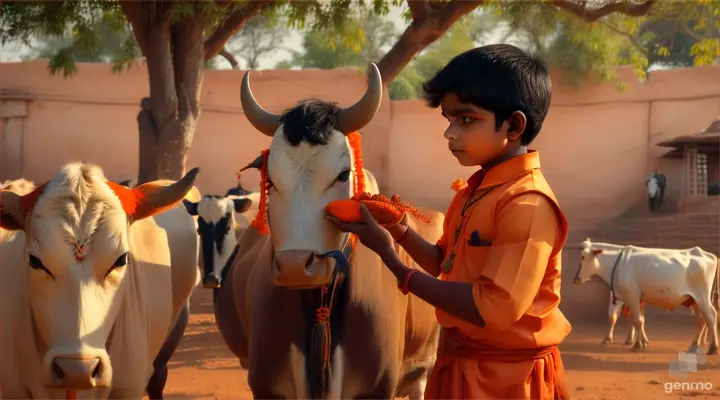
[426,150,571,399]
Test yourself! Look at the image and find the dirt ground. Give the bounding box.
[161,289,720,400]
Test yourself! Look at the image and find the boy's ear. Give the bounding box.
[505,111,527,141]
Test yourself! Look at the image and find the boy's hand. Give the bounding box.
[325,203,395,257]
[386,212,409,241]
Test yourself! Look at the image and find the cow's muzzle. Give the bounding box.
[272,249,340,289]
[44,350,112,390]
[202,273,222,289]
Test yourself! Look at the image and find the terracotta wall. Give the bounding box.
[1,60,719,320]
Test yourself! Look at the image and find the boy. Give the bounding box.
[326,44,571,399]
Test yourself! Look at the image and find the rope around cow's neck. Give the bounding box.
[609,247,628,304]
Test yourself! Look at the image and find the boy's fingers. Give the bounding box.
[358,203,374,222]
[326,214,362,232]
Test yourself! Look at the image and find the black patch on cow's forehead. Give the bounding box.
[226,182,252,197]
[280,99,341,147]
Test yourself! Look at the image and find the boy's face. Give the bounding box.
[440,93,520,167]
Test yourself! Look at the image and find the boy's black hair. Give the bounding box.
[422,44,551,145]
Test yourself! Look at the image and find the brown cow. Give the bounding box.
[214,63,443,399]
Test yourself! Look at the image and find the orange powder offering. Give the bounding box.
[325,192,430,228]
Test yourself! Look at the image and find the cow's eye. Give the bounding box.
[29,254,54,278]
[336,170,351,183]
[112,253,128,268]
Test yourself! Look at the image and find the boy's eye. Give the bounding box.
[460,116,475,124]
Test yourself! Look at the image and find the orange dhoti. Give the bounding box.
[425,328,570,400]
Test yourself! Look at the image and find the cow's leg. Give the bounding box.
[604,301,623,344]
[627,300,649,351]
[408,373,428,400]
[637,302,649,344]
[694,299,718,355]
[618,302,638,346]
[146,302,190,399]
[624,324,637,346]
[689,303,707,353]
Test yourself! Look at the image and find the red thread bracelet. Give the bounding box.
[399,269,419,295]
[394,226,410,244]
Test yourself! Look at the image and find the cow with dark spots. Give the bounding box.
[183,189,256,289]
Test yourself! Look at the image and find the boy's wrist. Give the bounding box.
[388,223,408,242]
[378,246,409,278]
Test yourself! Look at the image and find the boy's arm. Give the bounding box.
[380,192,560,330]
[387,223,444,277]
[386,193,463,278]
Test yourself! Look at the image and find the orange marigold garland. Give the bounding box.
[250,149,271,234]
[347,132,366,196]
[450,178,467,193]
[346,131,366,248]
[325,193,430,228]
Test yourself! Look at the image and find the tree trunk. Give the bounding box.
[124,4,205,184]
[137,97,158,184]
[121,2,270,184]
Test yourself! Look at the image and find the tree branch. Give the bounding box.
[549,0,657,22]
[377,0,484,82]
[220,47,240,69]
[599,20,648,55]
[121,1,173,57]
[203,0,275,60]
[408,0,431,22]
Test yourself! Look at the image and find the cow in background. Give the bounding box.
[646,171,666,212]
[183,184,257,289]
[574,238,719,355]
[604,298,640,346]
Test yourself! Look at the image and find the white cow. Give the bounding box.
[0,163,200,398]
[574,238,719,354]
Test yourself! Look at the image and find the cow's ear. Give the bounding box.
[183,199,199,216]
[0,190,25,231]
[0,183,48,231]
[592,249,603,256]
[107,168,200,222]
[232,197,253,214]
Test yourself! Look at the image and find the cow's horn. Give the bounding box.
[241,71,281,137]
[143,167,200,210]
[337,63,383,134]
[237,154,264,173]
